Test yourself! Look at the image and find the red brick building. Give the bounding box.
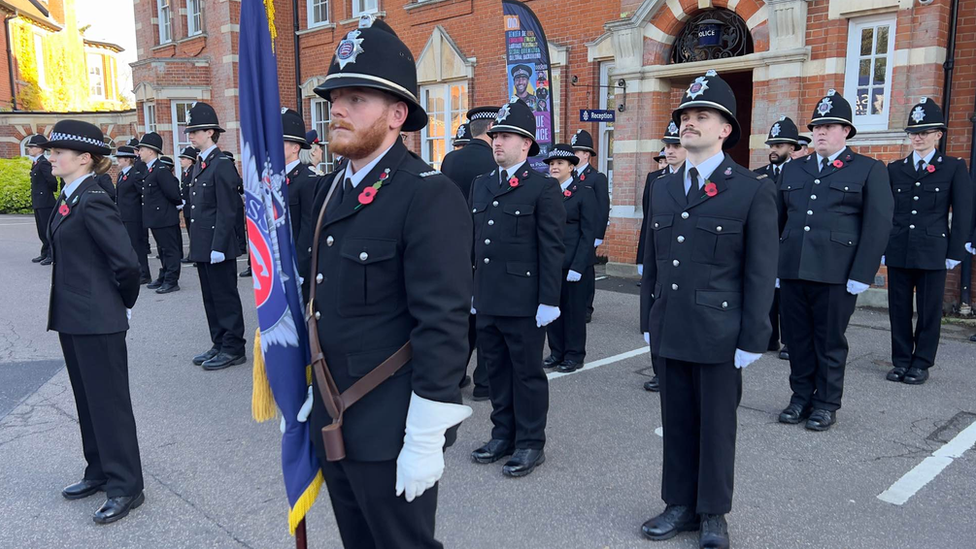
[131,0,975,305]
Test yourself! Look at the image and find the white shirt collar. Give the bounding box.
[121,166,132,175]
[286,159,301,175]
[29,154,41,163]
[498,160,527,181]
[575,162,587,175]
[816,147,845,168]
[342,143,396,189]
[198,144,218,163]
[146,157,157,170]
[63,173,93,200]
[559,178,573,191]
[913,149,936,167]
[685,150,725,189]
[668,164,680,174]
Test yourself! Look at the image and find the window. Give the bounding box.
[34,34,46,88]
[352,0,377,17]
[307,0,329,27]
[88,54,104,98]
[844,15,895,132]
[186,0,203,36]
[420,82,467,169]
[157,0,172,43]
[143,102,157,133]
[311,99,337,173]
[171,101,194,155]
[598,62,615,195]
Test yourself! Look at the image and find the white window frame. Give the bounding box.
[352,0,378,17]
[419,81,468,170]
[33,34,46,89]
[598,61,615,195]
[307,0,330,27]
[157,0,172,44]
[311,98,336,173]
[143,102,157,134]
[186,0,203,36]
[171,100,195,155]
[844,15,896,132]
[87,53,104,98]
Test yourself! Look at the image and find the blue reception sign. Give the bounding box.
[580,109,615,123]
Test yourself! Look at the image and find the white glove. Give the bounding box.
[297,385,313,423]
[966,242,975,255]
[594,239,603,248]
[637,264,644,276]
[880,255,885,266]
[395,392,472,502]
[946,259,961,270]
[643,332,650,345]
[176,204,184,211]
[566,270,582,283]
[126,308,132,320]
[775,278,780,289]
[846,279,869,295]
[210,250,226,264]
[535,304,561,328]
[470,297,476,315]
[734,348,761,369]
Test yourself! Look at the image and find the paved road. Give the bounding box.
[1,214,974,548]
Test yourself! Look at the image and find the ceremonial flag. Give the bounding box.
[239,0,321,534]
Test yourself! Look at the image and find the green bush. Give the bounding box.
[0,157,34,214]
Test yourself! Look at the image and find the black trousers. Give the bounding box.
[124,221,151,279]
[780,280,857,411]
[887,267,946,371]
[320,457,441,549]
[659,357,741,515]
[584,264,596,315]
[59,332,143,497]
[477,314,548,449]
[34,207,53,257]
[197,259,246,355]
[181,211,191,259]
[150,225,181,284]
[768,288,783,348]
[463,313,489,390]
[547,271,588,362]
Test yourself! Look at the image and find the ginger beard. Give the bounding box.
[328,108,392,161]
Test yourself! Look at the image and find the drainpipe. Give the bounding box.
[4,15,17,110]
[939,0,959,153]
[964,93,976,308]
[292,0,302,116]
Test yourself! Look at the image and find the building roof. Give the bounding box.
[0,0,63,31]
[84,38,124,53]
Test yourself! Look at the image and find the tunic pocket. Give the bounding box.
[337,238,400,317]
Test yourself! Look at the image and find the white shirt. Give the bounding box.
[498,160,527,185]
[559,178,573,192]
[285,159,301,175]
[683,151,725,195]
[121,166,132,175]
[146,157,157,171]
[912,149,936,170]
[815,148,845,171]
[29,154,41,163]
[198,144,218,163]
[575,163,587,176]
[63,173,93,200]
[342,143,396,189]
[771,157,791,177]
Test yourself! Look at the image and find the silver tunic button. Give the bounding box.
[910,224,916,229]
[654,222,659,228]
[326,236,334,246]
[484,258,490,264]
[804,226,810,232]
[916,182,921,186]
[913,196,919,201]
[515,210,520,215]
[191,205,195,209]
[484,239,491,245]
[844,186,849,191]
[315,274,323,283]
[716,226,723,232]
[526,271,531,276]
[671,283,678,290]
[811,194,817,200]
[492,201,499,207]
[911,210,917,215]
[721,301,728,309]
[488,220,494,226]
[359,252,368,261]
[807,210,813,215]
[677,236,685,243]
[472,208,477,213]
[673,260,680,267]
[314,311,321,320]
[935,188,940,192]
[681,212,689,219]
[814,179,820,184]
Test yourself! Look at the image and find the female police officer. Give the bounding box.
[42,120,145,524]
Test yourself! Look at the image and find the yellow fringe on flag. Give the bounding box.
[251,328,278,422]
[288,470,324,535]
[264,0,277,53]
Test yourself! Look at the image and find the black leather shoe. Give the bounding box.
[202,352,246,371]
[644,376,660,392]
[970,334,976,342]
[699,514,730,549]
[886,367,908,382]
[192,348,219,366]
[155,283,180,294]
[93,492,145,524]
[556,360,583,373]
[543,355,563,369]
[139,276,152,285]
[471,387,490,402]
[180,257,193,264]
[903,367,929,385]
[502,448,545,477]
[778,403,812,424]
[471,439,513,464]
[239,267,252,278]
[641,504,699,541]
[778,347,790,360]
[39,256,53,266]
[146,279,163,290]
[32,255,45,263]
[805,409,836,431]
[62,479,106,500]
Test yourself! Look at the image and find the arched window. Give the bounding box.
[669,9,753,64]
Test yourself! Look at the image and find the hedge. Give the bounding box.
[0,157,34,214]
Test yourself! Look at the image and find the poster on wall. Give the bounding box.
[503,0,554,172]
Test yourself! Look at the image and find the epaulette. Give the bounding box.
[756,174,768,179]
[419,170,441,178]
[89,189,106,194]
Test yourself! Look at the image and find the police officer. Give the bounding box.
[792,135,811,160]
[654,149,668,170]
[441,105,499,399]
[95,137,118,202]
[571,129,610,323]
[159,155,176,174]
[137,133,182,294]
[223,150,251,278]
[638,69,778,549]
[281,107,319,299]
[302,17,473,548]
[637,122,685,392]
[511,64,537,110]
[179,147,198,263]
[452,122,470,149]
[543,144,597,373]
[777,89,893,430]
[184,102,247,371]
[755,116,802,360]
[115,144,152,283]
[884,98,971,385]
[469,99,565,478]
[26,135,58,266]
[42,120,145,524]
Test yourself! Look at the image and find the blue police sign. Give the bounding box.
[580,109,615,123]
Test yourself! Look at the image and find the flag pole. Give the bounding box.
[296,518,307,549]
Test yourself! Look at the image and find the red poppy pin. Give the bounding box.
[201,161,207,170]
[563,189,572,197]
[358,187,376,205]
[59,203,70,217]
[123,175,128,181]
[580,174,586,181]
[833,159,844,168]
[926,164,936,173]
[704,182,718,197]
[286,177,290,185]
[509,176,519,188]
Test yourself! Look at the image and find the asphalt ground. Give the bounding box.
[1,213,974,548]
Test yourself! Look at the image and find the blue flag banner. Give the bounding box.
[238,0,321,534]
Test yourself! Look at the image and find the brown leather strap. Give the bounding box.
[307,177,342,420]
[339,342,412,409]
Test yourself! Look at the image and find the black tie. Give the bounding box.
[917,160,925,174]
[325,177,351,222]
[499,170,509,188]
[686,167,700,204]
[820,157,829,172]
[774,166,780,178]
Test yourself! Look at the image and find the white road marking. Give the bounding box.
[877,419,976,505]
[547,346,649,380]
[0,222,36,227]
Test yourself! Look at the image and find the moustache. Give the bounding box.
[329,121,355,133]
[681,129,699,136]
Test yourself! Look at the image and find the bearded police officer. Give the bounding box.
[755,116,802,360]
[571,129,610,323]
[884,99,971,385]
[638,121,685,393]
[511,64,537,110]
[137,133,183,294]
[300,17,473,548]
[281,108,319,300]
[638,70,777,549]
[777,90,893,430]
[185,102,248,371]
[469,99,565,478]
[26,135,58,265]
[114,144,152,283]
